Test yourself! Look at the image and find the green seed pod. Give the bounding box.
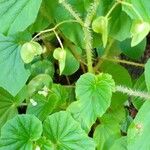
[131,20,150,47]
[53,47,66,75]
[92,16,108,34]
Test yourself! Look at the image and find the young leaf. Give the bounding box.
[76,73,115,111]
[0,34,30,96]
[0,115,43,150]
[127,100,150,150]
[68,73,115,132]
[0,0,42,35]
[43,111,95,150]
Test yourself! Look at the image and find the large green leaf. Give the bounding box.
[43,111,95,150]
[145,59,150,91]
[0,34,30,96]
[68,73,115,132]
[0,115,42,150]
[0,0,42,35]
[127,100,150,150]
[94,116,121,150]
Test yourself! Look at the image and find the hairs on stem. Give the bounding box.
[59,0,83,24]
[116,85,150,100]
[83,0,100,73]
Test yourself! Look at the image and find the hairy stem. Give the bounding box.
[102,57,145,67]
[83,0,100,73]
[116,85,150,100]
[59,0,84,24]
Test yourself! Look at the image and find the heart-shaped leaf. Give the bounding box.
[68,73,115,132]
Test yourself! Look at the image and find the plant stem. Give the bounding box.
[94,39,115,71]
[116,85,150,100]
[105,2,119,18]
[102,57,145,67]
[59,0,84,25]
[83,0,100,73]
[53,30,64,50]
[32,20,81,41]
[83,27,93,73]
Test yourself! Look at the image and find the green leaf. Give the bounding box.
[0,114,42,150]
[36,137,54,150]
[43,111,95,150]
[109,5,132,41]
[30,60,54,79]
[0,0,42,35]
[62,48,80,75]
[27,74,52,97]
[0,88,22,129]
[132,74,147,110]
[27,93,59,121]
[100,62,132,107]
[119,38,146,60]
[94,116,121,150]
[68,73,115,132]
[127,100,150,150]
[122,0,150,21]
[110,137,127,150]
[145,59,150,92]
[0,34,30,96]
